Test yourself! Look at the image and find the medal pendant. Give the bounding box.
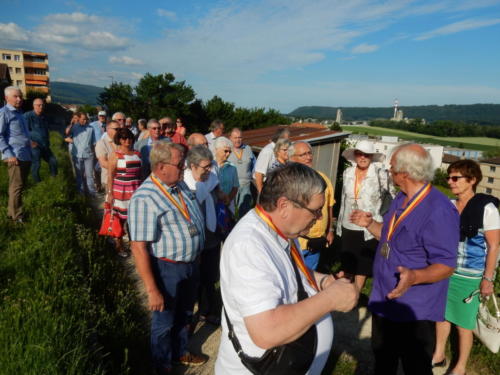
[352,200,359,210]
[237,159,243,164]
[381,243,390,259]
[188,223,199,237]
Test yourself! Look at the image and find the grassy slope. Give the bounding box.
[0,134,149,375]
[341,125,500,151]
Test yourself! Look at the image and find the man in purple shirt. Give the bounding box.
[0,86,32,223]
[351,143,459,375]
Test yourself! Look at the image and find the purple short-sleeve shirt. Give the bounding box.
[369,185,459,322]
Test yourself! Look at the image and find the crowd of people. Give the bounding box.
[1,85,499,375]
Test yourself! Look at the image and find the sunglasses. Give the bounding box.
[354,151,371,158]
[446,176,467,182]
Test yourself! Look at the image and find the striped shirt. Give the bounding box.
[128,175,205,261]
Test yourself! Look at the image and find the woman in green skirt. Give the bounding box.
[432,160,499,375]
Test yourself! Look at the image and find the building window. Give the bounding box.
[14,55,20,61]
[16,80,22,86]
[8,67,13,73]
[2,54,11,60]
[488,177,494,183]
[486,188,492,194]
[15,68,21,74]
[490,166,496,172]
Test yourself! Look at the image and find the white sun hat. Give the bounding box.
[341,140,385,163]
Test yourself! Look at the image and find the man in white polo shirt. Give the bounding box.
[216,163,358,374]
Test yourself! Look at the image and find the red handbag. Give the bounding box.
[99,202,124,238]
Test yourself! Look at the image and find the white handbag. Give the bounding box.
[473,293,500,353]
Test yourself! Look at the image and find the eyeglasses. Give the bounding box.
[289,199,322,218]
[196,163,212,171]
[165,161,186,170]
[354,151,371,158]
[222,149,231,154]
[150,127,161,130]
[296,151,313,158]
[110,127,119,130]
[446,176,467,182]
[116,118,126,122]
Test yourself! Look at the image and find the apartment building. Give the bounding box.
[0,48,50,100]
[477,157,500,200]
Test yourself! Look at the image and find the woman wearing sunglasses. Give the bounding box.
[337,140,394,291]
[432,159,499,375]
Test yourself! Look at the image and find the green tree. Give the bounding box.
[135,73,196,120]
[98,82,135,117]
[433,168,449,188]
[77,104,97,116]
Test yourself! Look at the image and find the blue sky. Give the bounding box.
[2,0,500,112]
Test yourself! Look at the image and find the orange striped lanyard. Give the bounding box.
[255,205,318,291]
[151,174,191,223]
[385,183,432,242]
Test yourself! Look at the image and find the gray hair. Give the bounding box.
[147,119,159,129]
[150,141,185,170]
[273,138,291,156]
[4,86,21,96]
[288,141,311,158]
[230,127,242,136]
[271,127,290,143]
[391,143,434,182]
[112,112,126,120]
[259,162,326,211]
[210,119,224,132]
[186,145,213,169]
[213,136,233,150]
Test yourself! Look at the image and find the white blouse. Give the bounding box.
[337,163,395,241]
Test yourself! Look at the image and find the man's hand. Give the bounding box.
[326,231,334,246]
[148,289,165,311]
[31,141,38,148]
[4,157,18,166]
[64,137,73,143]
[324,277,359,312]
[350,210,373,228]
[387,266,416,300]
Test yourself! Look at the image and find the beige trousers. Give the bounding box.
[7,160,31,220]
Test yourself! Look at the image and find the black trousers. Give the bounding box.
[371,313,435,375]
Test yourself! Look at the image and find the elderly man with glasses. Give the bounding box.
[129,141,208,374]
[289,141,335,271]
[216,162,358,375]
[135,119,168,179]
[96,120,120,194]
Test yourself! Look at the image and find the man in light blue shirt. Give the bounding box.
[0,86,31,222]
[65,112,97,195]
[89,111,107,191]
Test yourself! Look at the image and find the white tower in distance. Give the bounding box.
[393,98,399,119]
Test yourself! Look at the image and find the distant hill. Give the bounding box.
[289,104,500,125]
[50,82,104,105]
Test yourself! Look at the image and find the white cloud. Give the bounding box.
[109,56,144,66]
[0,22,29,41]
[44,12,100,24]
[157,9,177,21]
[82,32,129,50]
[351,43,379,54]
[415,18,500,40]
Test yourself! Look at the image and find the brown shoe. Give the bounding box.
[174,352,208,367]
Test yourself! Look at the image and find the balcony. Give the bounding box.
[26,86,49,94]
[25,74,48,82]
[23,61,48,69]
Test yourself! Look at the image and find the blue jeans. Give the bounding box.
[73,156,96,194]
[31,145,58,183]
[150,257,199,369]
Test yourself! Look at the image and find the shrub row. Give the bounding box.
[0,133,150,374]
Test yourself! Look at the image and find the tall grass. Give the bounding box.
[0,133,150,374]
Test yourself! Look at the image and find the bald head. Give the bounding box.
[289,141,313,167]
[187,133,209,149]
[33,98,44,115]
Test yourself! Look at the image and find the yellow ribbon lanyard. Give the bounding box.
[255,205,319,291]
[385,183,432,242]
[151,175,191,223]
[233,148,243,160]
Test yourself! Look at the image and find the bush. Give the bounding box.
[0,133,150,374]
